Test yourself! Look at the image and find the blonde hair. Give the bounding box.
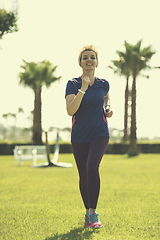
[78,45,98,65]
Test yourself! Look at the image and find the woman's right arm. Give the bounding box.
[66,92,85,116]
[66,76,90,116]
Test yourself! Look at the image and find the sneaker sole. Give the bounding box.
[91,224,102,229]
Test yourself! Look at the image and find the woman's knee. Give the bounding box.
[87,162,98,176]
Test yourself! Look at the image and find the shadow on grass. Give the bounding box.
[45,227,95,240]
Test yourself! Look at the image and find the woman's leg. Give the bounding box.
[72,142,90,210]
[87,136,109,209]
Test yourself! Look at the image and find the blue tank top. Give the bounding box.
[65,77,110,143]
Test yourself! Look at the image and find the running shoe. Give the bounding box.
[84,213,91,228]
[89,210,102,229]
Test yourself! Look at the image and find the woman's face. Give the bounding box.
[80,50,98,70]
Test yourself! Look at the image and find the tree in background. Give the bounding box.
[110,40,156,156]
[0,8,18,40]
[2,112,15,125]
[2,108,24,141]
[109,44,132,142]
[19,60,61,145]
[15,107,24,125]
[126,40,155,156]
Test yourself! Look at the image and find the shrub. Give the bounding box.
[0,143,160,155]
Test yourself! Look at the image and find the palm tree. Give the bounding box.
[2,113,9,125]
[125,40,155,156]
[109,47,132,142]
[15,107,24,126]
[0,8,18,39]
[17,107,24,114]
[19,60,61,145]
[110,40,156,156]
[2,113,9,140]
[2,112,16,126]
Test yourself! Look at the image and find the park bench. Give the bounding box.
[13,145,47,166]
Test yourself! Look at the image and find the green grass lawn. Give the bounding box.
[0,154,160,240]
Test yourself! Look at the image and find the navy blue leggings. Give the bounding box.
[72,136,109,209]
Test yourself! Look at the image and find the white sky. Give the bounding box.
[0,0,160,139]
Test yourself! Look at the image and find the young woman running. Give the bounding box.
[65,45,113,229]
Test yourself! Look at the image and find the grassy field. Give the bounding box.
[0,154,160,240]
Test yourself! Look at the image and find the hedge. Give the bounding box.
[0,143,160,155]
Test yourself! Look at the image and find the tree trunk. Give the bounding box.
[128,75,139,156]
[123,76,129,142]
[32,87,43,145]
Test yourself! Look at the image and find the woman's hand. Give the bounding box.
[81,76,90,91]
[105,110,113,118]
[105,106,113,118]
[104,92,113,118]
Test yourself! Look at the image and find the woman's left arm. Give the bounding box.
[104,92,113,118]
